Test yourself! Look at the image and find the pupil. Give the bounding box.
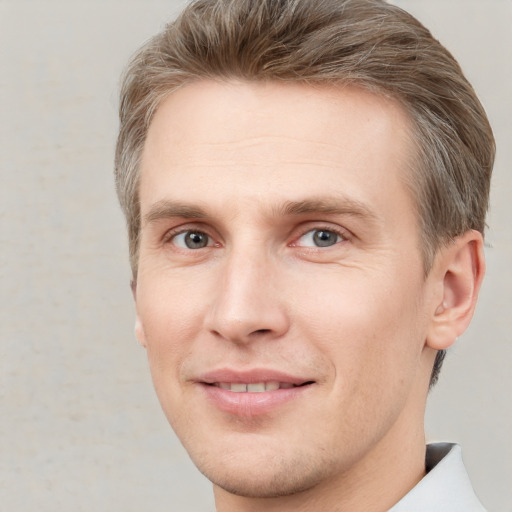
[185,232,207,249]
[313,230,336,247]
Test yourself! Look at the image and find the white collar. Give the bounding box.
[389,443,486,511]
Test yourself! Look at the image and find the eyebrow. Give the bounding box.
[275,197,378,222]
[142,196,378,227]
[143,200,208,227]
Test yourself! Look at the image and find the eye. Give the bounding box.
[297,229,343,248]
[172,230,212,249]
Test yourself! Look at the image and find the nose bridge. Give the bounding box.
[206,240,289,343]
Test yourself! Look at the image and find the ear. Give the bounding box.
[131,279,147,348]
[426,230,485,351]
[134,316,148,348]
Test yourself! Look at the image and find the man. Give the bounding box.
[114,0,495,510]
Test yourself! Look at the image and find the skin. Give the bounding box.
[134,81,485,512]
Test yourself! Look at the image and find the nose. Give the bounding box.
[204,246,290,345]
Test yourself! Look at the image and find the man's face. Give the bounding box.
[135,81,436,498]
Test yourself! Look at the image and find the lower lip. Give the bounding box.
[200,384,312,417]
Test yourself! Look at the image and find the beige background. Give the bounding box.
[1,1,510,511]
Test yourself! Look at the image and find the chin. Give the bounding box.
[192,446,336,499]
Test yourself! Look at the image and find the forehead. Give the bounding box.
[144,80,413,156]
[140,80,416,221]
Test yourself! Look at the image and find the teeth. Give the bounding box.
[247,383,265,392]
[215,381,296,392]
[265,381,280,391]
[231,383,248,392]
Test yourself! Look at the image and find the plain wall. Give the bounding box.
[1,1,510,511]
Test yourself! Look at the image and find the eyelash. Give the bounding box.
[292,225,348,249]
[162,224,350,250]
[163,226,217,248]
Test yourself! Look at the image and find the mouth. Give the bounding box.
[198,370,315,416]
[206,381,314,392]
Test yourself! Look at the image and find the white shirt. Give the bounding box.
[389,443,486,511]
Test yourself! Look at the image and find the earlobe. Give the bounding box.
[426,230,485,351]
[134,316,148,348]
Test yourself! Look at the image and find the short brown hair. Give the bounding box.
[115,0,495,385]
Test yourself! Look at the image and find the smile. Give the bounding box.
[210,382,304,392]
[200,372,315,416]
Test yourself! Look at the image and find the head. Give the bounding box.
[115,0,494,387]
[115,0,494,506]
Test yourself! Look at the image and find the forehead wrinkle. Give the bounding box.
[192,134,344,148]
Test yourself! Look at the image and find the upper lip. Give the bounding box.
[197,368,314,386]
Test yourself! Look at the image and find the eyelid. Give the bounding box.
[162,223,220,247]
[290,223,351,248]
[159,221,350,249]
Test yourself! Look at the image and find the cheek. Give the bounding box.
[294,268,426,387]
[136,274,204,380]
[137,288,198,428]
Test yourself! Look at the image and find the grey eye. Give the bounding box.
[313,230,339,247]
[174,231,210,249]
[298,229,342,248]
